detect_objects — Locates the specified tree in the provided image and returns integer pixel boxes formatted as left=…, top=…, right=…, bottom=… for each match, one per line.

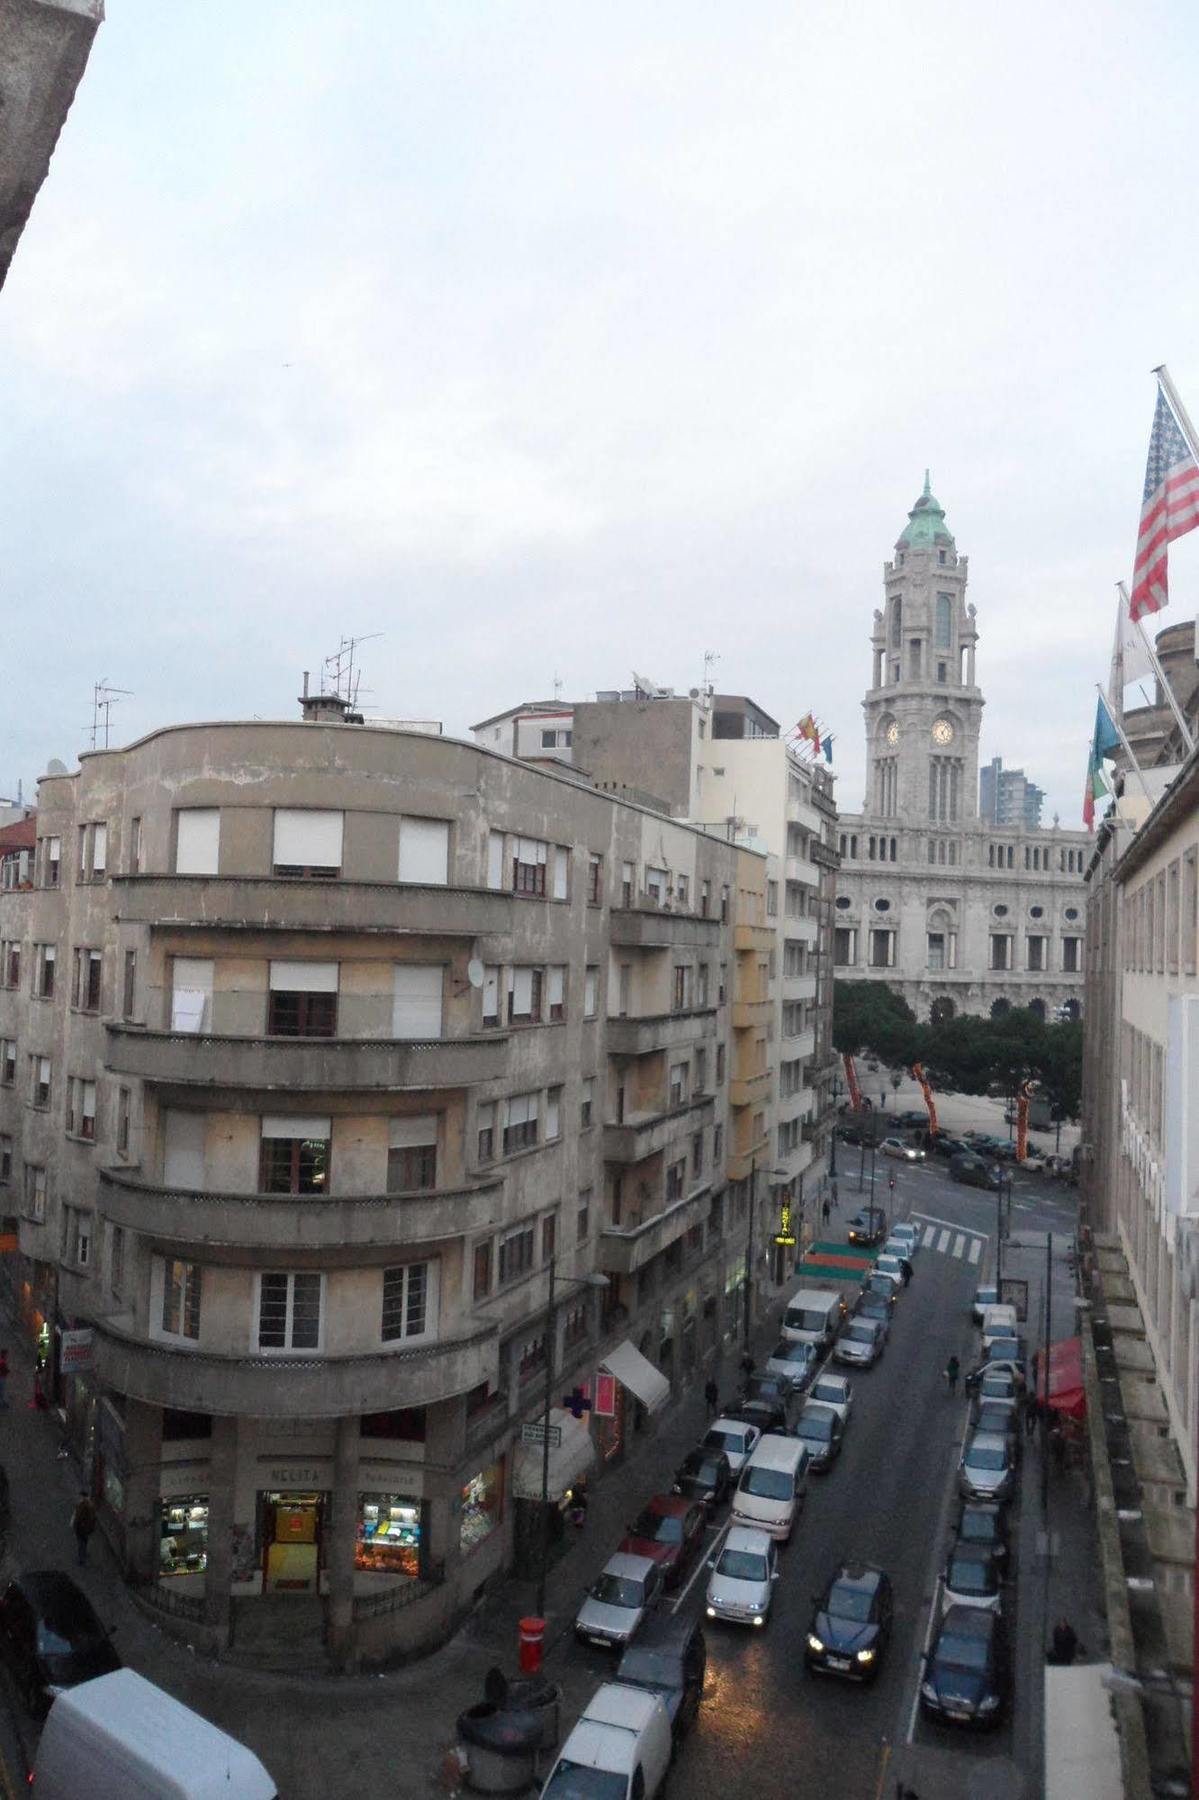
left=833, top=981, right=919, bottom=1067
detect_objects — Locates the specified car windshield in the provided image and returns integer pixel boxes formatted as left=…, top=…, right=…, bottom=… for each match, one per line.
left=774, top=1342, right=810, bottom=1364
left=877, top=1259, right=900, bottom=1272
left=980, top=1379, right=1013, bottom=1400
left=967, top=1445, right=1007, bottom=1471
left=846, top=1324, right=874, bottom=1343
left=812, top=1382, right=843, bottom=1405
left=618, top=1646, right=679, bottom=1686
left=827, top=1582, right=873, bottom=1621
left=801, top=1414, right=834, bottom=1441
left=685, top=1460, right=719, bottom=1485
left=632, top=1510, right=683, bottom=1545
left=960, top=1510, right=997, bottom=1542
left=705, top=1429, right=744, bottom=1454
left=937, top=1631, right=990, bottom=1671
left=740, top=1467, right=792, bottom=1500
left=977, top=1408, right=1010, bottom=1432
left=542, top=1763, right=629, bottom=1800
left=948, top=1556, right=992, bottom=1591
left=591, top=1573, right=643, bottom=1608
left=717, top=1549, right=767, bottom=1583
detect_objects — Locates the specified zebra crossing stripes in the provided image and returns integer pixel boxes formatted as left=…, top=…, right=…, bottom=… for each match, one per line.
left=914, top=1214, right=987, bottom=1264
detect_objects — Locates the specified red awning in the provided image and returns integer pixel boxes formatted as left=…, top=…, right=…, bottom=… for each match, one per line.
left=1035, top=1335, right=1086, bottom=1421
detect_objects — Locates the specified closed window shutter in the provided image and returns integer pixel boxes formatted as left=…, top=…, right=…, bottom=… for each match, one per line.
left=389, top=1115, right=438, bottom=1148
left=547, top=967, right=565, bottom=1008
left=269, top=961, right=338, bottom=992
left=517, top=837, right=546, bottom=865
left=483, top=966, right=499, bottom=1019
left=175, top=809, right=220, bottom=876
left=163, top=1110, right=207, bottom=1189
left=273, top=809, right=344, bottom=869
left=171, top=958, right=214, bottom=1033
left=393, top=966, right=444, bottom=1038
left=552, top=847, right=569, bottom=899
left=261, top=1114, right=331, bottom=1139
left=399, top=818, right=449, bottom=885
left=487, top=832, right=505, bottom=889
left=510, top=967, right=535, bottom=1014
left=92, top=823, right=108, bottom=874
left=546, top=1091, right=560, bottom=1137
left=505, top=1093, right=534, bottom=1128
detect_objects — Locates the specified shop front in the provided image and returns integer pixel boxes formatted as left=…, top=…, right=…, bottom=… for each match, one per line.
left=592, top=1370, right=625, bottom=1464
left=160, top=1495, right=209, bottom=1581
left=259, top=1490, right=328, bottom=1592
left=355, top=1493, right=425, bottom=1580
left=459, top=1461, right=503, bottom=1558
left=510, top=1409, right=595, bottom=1577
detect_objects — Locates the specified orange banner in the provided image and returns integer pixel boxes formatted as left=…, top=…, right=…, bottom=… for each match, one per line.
left=843, top=1052, right=861, bottom=1112
left=1016, top=1080, right=1033, bottom=1161
left=911, top=1062, right=938, bottom=1137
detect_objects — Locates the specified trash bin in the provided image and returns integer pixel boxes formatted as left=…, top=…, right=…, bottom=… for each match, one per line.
left=456, top=1702, right=542, bottom=1794
left=500, top=1674, right=561, bottom=1753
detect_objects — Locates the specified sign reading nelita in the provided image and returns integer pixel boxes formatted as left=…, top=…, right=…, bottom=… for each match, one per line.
left=60, top=1328, right=95, bottom=1374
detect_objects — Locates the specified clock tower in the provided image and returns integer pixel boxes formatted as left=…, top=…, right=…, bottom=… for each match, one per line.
left=862, top=473, right=983, bottom=828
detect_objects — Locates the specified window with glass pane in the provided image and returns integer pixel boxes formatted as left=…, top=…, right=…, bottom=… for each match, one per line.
left=259, top=1132, right=331, bottom=1193
left=258, top=1271, right=322, bottom=1350
left=268, top=990, right=337, bottom=1036
left=388, top=1116, right=438, bottom=1191
left=163, top=1259, right=202, bottom=1340
left=382, top=1263, right=428, bottom=1341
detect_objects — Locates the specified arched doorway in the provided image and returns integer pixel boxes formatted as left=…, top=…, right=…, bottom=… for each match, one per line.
left=991, top=998, right=1011, bottom=1020
left=1028, top=998, right=1046, bottom=1022
left=930, top=996, right=955, bottom=1026
left=1060, top=999, right=1081, bottom=1022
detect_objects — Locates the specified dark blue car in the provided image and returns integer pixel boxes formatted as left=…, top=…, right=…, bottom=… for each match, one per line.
left=920, top=1604, right=1010, bottom=1727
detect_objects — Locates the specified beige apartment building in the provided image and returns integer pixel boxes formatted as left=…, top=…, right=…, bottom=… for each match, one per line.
left=0, top=704, right=758, bottom=1667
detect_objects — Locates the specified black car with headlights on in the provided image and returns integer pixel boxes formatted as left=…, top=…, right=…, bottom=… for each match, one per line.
left=846, top=1208, right=887, bottom=1247
left=804, top=1562, right=892, bottom=1681
left=920, top=1604, right=1011, bottom=1727
left=672, top=1448, right=732, bottom=1515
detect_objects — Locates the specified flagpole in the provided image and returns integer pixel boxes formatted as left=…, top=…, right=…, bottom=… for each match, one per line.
left=1153, top=364, right=1199, bottom=467
left=1095, top=681, right=1156, bottom=807
left=1118, top=580, right=1196, bottom=754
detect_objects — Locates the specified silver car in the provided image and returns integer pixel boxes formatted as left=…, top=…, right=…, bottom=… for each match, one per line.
left=834, top=1318, right=884, bottom=1367
left=705, top=1525, right=779, bottom=1627
left=574, top=1552, right=664, bottom=1648
left=889, top=1223, right=921, bottom=1256
left=702, top=1418, right=762, bottom=1474
left=795, top=1402, right=843, bottom=1470
left=765, top=1339, right=819, bottom=1394
left=808, top=1372, right=853, bottom=1426
left=958, top=1430, right=1016, bottom=1504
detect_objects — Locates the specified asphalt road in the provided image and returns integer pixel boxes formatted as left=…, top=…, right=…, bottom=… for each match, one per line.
left=563, top=1151, right=1076, bottom=1798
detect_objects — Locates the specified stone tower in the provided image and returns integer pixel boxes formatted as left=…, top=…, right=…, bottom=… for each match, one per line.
left=862, top=474, right=984, bottom=829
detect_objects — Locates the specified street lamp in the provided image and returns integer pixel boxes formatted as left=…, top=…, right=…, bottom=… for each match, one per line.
left=743, top=1158, right=791, bottom=1357
left=536, top=1262, right=609, bottom=1620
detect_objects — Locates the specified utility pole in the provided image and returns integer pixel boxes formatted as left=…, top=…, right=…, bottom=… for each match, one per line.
left=743, top=1159, right=757, bottom=1355
left=1041, top=1232, right=1052, bottom=1517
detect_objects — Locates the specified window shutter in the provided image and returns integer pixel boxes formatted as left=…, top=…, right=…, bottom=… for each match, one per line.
left=546, top=1091, right=561, bottom=1138
left=170, top=959, right=214, bottom=1033
left=547, top=967, right=565, bottom=1007
left=175, top=809, right=221, bottom=876
left=92, top=823, right=107, bottom=874
left=269, top=961, right=339, bottom=993
left=487, top=832, right=505, bottom=889
left=273, top=809, right=344, bottom=869
left=483, top=966, right=499, bottom=1018
left=163, top=1110, right=207, bottom=1189
left=260, top=1114, right=332, bottom=1139
left=392, top=966, right=444, bottom=1038
left=388, top=1115, right=438, bottom=1148
left=552, top=847, right=569, bottom=899
left=511, top=967, right=535, bottom=1013
left=398, top=818, right=450, bottom=885
left=517, top=837, right=547, bottom=865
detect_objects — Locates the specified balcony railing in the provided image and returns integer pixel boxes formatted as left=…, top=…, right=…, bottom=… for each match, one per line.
left=608, top=907, right=723, bottom=949
left=105, top=1025, right=508, bottom=1092
left=730, top=998, right=772, bottom=1030
left=111, top=874, right=514, bottom=938
left=732, top=922, right=774, bottom=952
left=603, top=1094, right=715, bottom=1164
left=605, top=1009, right=718, bottom=1056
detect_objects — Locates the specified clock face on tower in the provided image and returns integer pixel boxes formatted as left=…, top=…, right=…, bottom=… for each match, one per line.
left=885, top=722, right=899, bottom=745
left=931, top=719, right=955, bottom=745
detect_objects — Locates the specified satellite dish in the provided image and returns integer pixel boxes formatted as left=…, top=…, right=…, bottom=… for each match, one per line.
left=46, top=759, right=68, bottom=776
left=466, top=958, right=485, bottom=990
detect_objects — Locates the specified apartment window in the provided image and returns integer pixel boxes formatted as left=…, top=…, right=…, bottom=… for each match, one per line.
left=0, top=1041, right=14, bottom=1086
left=937, top=662, right=948, bottom=683
left=700, top=879, right=711, bottom=917
left=477, top=1102, right=496, bottom=1163
left=502, top=1093, right=539, bottom=1155
left=72, top=948, right=103, bottom=1013
left=64, top=1208, right=92, bottom=1269
left=677, top=874, right=689, bottom=908
left=0, top=1135, right=10, bottom=1183
left=512, top=836, right=548, bottom=896
left=551, top=846, right=570, bottom=900
left=170, top=957, right=213, bottom=1033
left=766, top=881, right=778, bottom=917
left=691, top=1131, right=704, bottom=1178
left=927, top=932, right=945, bottom=971
left=387, top=1116, right=438, bottom=1191
left=398, top=817, right=450, bottom=885
left=1167, top=860, right=1181, bottom=974
left=577, top=1189, right=591, bottom=1244
left=175, top=808, right=221, bottom=876
left=23, top=1164, right=46, bottom=1223
left=42, top=836, right=61, bottom=889
left=669, top=1061, right=688, bottom=1107
left=480, top=964, right=501, bottom=1028
left=720, top=885, right=730, bottom=923
left=518, top=1332, right=547, bottom=1379
left=587, top=853, right=603, bottom=904
left=694, top=1048, right=707, bottom=1095
left=584, top=967, right=598, bottom=1017
left=713, top=1123, right=723, bottom=1165
left=697, top=963, right=710, bottom=1006
left=546, top=1087, right=562, bottom=1140
left=1062, top=936, right=1081, bottom=974
left=718, top=963, right=727, bottom=1004
left=621, top=861, right=635, bottom=907
left=272, top=809, right=343, bottom=878
left=547, top=965, right=566, bottom=1022
left=666, top=1160, right=685, bottom=1203
left=67, top=1077, right=97, bottom=1140
left=672, top=965, right=692, bottom=1011
left=393, top=965, right=444, bottom=1038
left=541, top=1211, right=557, bottom=1264
left=116, top=1087, right=131, bottom=1158
left=90, top=823, right=108, bottom=879
left=580, top=1077, right=594, bottom=1128
left=35, top=944, right=55, bottom=999
left=382, top=1262, right=430, bottom=1341
left=162, top=1258, right=203, bottom=1341
left=646, top=867, right=667, bottom=906
left=990, top=934, right=1012, bottom=971
left=257, top=1271, right=323, bottom=1352
left=473, top=1240, right=493, bottom=1299
left=122, top=949, right=137, bottom=1020
left=507, top=966, right=543, bottom=1024
left=498, top=1226, right=535, bottom=1285
left=486, top=831, right=505, bottom=890
left=1183, top=850, right=1198, bottom=977
left=869, top=928, right=894, bottom=969
left=1027, top=935, right=1046, bottom=973
left=29, top=1056, right=51, bottom=1109
left=716, top=1044, right=725, bottom=1085
left=563, top=1299, right=588, bottom=1348
left=2, top=941, right=19, bottom=990
left=1155, top=870, right=1167, bottom=972
left=259, top=1116, right=331, bottom=1193
left=109, top=1223, right=125, bottom=1295
left=834, top=927, right=857, bottom=967
left=128, top=816, right=141, bottom=875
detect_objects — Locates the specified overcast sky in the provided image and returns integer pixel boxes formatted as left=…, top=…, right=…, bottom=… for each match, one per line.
left=4, top=0, right=1199, bottom=824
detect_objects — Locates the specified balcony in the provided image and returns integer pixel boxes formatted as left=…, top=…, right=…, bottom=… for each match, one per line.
left=782, top=973, right=817, bottom=1002
left=731, top=998, right=772, bottom=1030
left=97, top=1168, right=503, bottom=1251
left=785, top=917, right=818, bottom=945
left=811, top=839, right=840, bottom=871
left=603, top=1095, right=715, bottom=1164
left=785, top=855, right=819, bottom=887
left=104, top=1026, right=508, bottom=1092
left=729, top=1069, right=772, bottom=1109
left=776, top=1084, right=815, bottom=1124
left=726, top=1136, right=770, bottom=1181
left=600, top=1182, right=711, bottom=1276
left=111, top=875, right=514, bottom=939
left=781, top=1026, right=816, bottom=1060
left=786, top=796, right=822, bottom=835
left=733, top=922, right=774, bottom=952
left=93, top=1316, right=500, bottom=1417
left=606, top=1009, right=718, bottom=1056
left=608, top=907, right=722, bottom=949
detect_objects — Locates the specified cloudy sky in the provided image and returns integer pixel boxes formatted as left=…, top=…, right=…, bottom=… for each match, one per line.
left=4, top=0, right=1199, bottom=824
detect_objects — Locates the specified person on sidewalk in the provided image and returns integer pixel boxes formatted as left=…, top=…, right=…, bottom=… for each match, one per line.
left=945, top=1355, right=960, bottom=1396
left=703, top=1377, right=719, bottom=1419
left=1047, top=1617, right=1081, bottom=1664
left=830, top=1180, right=839, bottom=1210
left=821, top=1198, right=831, bottom=1227
left=0, top=1348, right=9, bottom=1408
left=1025, top=1395, right=1041, bottom=1439
left=72, top=1492, right=97, bottom=1567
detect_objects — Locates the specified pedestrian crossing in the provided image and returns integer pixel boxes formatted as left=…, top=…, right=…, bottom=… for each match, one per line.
left=911, top=1213, right=986, bottom=1264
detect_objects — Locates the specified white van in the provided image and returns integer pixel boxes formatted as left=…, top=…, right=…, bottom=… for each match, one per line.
left=981, top=1303, right=1018, bottom=1348
left=33, top=1669, right=276, bottom=1800
left=781, top=1288, right=843, bottom=1351
left=540, top=1682, right=671, bottom=1800
left=730, top=1433, right=809, bottom=1541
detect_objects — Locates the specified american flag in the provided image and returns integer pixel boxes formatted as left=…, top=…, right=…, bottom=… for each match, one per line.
left=1130, top=385, right=1199, bottom=622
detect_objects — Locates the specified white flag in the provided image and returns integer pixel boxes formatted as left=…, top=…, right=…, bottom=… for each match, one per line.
left=1108, top=582, right=1155, bottom=712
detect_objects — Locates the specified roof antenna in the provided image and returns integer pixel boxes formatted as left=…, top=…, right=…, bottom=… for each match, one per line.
left=91, top=679, right=132, bottom=750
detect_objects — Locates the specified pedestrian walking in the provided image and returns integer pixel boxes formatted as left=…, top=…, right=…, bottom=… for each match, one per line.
left=1025, top=1395, right=1040, bottom=1438
left=1047, top=1616, right=1080, bottom=1665
left=0, top=1348, right=9, bottom=1409
left=703, top=1377, right=719, bottom=1419
left=945, top=1355, right=960, bottom=1396
left=821, top=1197, right=831, bottom=1227
left=72, top=1492, right=96, bottom=1567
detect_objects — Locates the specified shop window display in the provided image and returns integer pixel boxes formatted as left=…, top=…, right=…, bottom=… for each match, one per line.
left=460, top=1463, right=503, bottom=1554
left=160, top=1496, right=209, bottom=1576
left=356, top=1494, right=422, bottom=1577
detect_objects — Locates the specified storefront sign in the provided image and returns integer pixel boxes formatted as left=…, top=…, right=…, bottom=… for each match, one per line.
left=520, top=1421, right=561, bottom=1448
left=593, top=1372, right=616, bottom=1418
left=265, top=1466, right=325, bottom=1485
left=774, top=1205, right=796, bottom=1248
left=60, top=1328, right=94, bottom=1374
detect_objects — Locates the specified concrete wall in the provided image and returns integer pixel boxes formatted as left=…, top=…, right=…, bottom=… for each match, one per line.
left=0, top=0, right=103, bottom=289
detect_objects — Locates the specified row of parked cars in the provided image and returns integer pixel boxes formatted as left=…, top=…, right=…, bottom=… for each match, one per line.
left=918, top=1296, right=1027, bottom=1730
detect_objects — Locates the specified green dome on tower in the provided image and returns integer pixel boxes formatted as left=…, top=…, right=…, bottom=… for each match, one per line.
left=897, top=470, right=955, bottom=550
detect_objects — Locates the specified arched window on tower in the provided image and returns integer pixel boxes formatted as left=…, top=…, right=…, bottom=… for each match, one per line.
left=890, top=596, right=902, bottom=649
left=935, top=593, right=953, bottom=650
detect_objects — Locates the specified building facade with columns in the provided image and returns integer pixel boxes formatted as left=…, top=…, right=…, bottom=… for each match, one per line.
left=834, top=478, right=1090, bottom=1023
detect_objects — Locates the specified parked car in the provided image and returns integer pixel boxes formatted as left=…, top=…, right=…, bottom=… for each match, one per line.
left=958, top=1430, right=1017, bottom=1504
left=971, top=1284, right=1000, bottom=1325
left=795, top=1402, right=843, bottom=1470
left=616, top=1614, right=707, bottom=1741
left=619, top=1496, right=706, bottom=1590
left=672, top=1448, right=732, bottom=1515
left=943, top=1542, right=1004, bottom=1613
left=880, top=1136, right=925, bottom=1162
left=805, top=1562, right=893, bottom=1681
left=874, top=1253, right=911, bottom=1290
left=863, top=1274, right=898, bottom=1311
left=765, top=1339, right=820, bottom=1394
left=540, top=1683, right=672, bottom=1800
left=975, top=1401, right=1020, bottom=1463
left=724, top=1397, right=792, bottom=1439
left=972, top=1370, right=1021, bottom=1417
left=932, top=1134, right=970, bottom=1159
left=743, top=1372, right=792, bottom=1410
left=887, top=1222, right=921, bottom=1256
left=1020, top=1150, right=1048, bottom=1173
left=0, top=1571, right=121, bottom=1718
left=808, top=1372, right=853, bottom=1426
left=846, top=1208, right=887, bottom=1246
left=702, top=1419, right=761, bottom=1474
left=920, top=1605, right=1011, bottom=1727
left=894, top=1110, right=930, bottom=1130
left=834, top=1318, right=885, bottom=1368
left=955, top=1501, right=1011, bottom=1565
left=950, top=1153, right=1002, bottom=1190
left=855, top=1294, right=892, bottom=1341
left=705, top=1526, right=780, bottom=1627
left=575, top=1554, right=664, bottom=1649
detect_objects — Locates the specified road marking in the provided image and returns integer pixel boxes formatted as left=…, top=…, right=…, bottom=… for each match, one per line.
left=922, top=1225, right=937, bottom=1248
left=906, top=1574, right=944, bottom=1743
left=671, top=1518, right=729, bottom=1612
left=913, top=1210, right=988, bottom=1234
left=872, top=1743, right=892, bottom=1800
left=968, top=1238, right=982, bottom=1265
left=952, top=1233, right=965, bottom=1259
left=937, top=1229, right=950, bottom=1253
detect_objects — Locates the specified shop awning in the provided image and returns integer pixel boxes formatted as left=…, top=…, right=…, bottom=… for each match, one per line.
left=601, top=1339, right=670, bottom=1416
left=1035, top=1335, right=1086, bottom=1421
left=511, top=1407, right=596, bottom=1502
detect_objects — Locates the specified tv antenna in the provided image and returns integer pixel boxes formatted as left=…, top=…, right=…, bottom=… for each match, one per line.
left=702, top=650, right=719, bottom=700
left=322, top=634, right=383, bottom=710
left=91, top=680, right=132, bottom=750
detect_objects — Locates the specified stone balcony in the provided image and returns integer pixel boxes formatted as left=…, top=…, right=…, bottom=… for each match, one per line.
left=728, top=1069, right=772, bottom=1110
left=786, top=796, right=822, bottom=835
left=608, top=907, right=723, bottom=949
left=605, top=1009, right=719, bottom=1056
left=733, top=922, right=774, bottom=952
left=781, top=973, right=817, bottom=1002
left=104, top=1025, right=508, bottom=1092
left=730, top=998, right=772, bottom=1030
left=111, top=874, right=514, bottom=939
left=93, top=1316, right=500, bottom=1418
left=599, top=1181, right=712, bottom=1276
left=603, top=1094, right=715, bottom=1165
left=97, top=1167, right=504, bottom=1251
left=785, top=855, right=819, bottom=887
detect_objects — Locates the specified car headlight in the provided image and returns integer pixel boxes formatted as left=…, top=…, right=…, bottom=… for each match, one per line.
left=855, top=1648, right=875, bottom=1663
left=706, top=1605, right=716, bottom=1618
left=921, top=1681, right=937, bottom=1701
left=979, top=1694, right=1000, bottom=1712
left=753, top=1615, right=765, bottom=1628
left=807, top=1634, right=824, bottom=1654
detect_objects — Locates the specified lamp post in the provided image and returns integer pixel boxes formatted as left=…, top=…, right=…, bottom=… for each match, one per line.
left=536, top=1263, right=609, bottom=1620
left=994, top=1166, right=1007, bottom=1291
